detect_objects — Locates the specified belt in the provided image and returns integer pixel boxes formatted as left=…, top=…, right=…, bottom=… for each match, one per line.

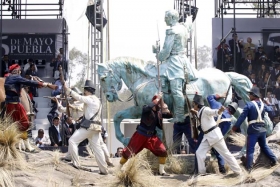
left=248, top=120, right=264, bottom=125
left=8, top=102, right=19, bottom=104
left=203, top=126, right=217, bottom=134
left=136, top=125, right=156, bottom=135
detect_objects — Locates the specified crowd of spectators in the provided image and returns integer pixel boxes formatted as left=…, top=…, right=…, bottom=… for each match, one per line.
left=216, top=33, right=280, bottom=123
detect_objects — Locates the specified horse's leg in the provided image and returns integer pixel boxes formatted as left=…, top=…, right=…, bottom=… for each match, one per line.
left=114, top=106, right=142, bottom=146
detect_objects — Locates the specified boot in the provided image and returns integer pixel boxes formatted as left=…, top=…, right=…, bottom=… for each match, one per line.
left=23, top=139, right=36, bottom=152
left=159, top=164, right=170, bottom=176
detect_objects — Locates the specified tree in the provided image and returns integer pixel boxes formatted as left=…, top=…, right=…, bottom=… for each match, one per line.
left=68, top=48, right=88, bottom=89
left=195, top=45, right=213, bottom=70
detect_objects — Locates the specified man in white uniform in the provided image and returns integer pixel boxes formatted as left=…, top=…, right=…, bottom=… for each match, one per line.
left=191, top=94, right=242, bottom=175
left=61, top=80, right=108, bottom=175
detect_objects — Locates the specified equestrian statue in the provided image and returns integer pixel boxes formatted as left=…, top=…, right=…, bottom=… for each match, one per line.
left=97, top=10, right=273, bottom=146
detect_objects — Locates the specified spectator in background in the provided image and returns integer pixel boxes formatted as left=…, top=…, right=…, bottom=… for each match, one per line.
left=49, top=116, right=62, bottom=147
left=249, top=72, right=258, bottom=86
left=216, top=41, right=231, bottom=71
left=273, top=46, right=280, bottom=63
left=243, top=37, right=256, bottom=60
left=264, top=90, right=279, bottom=119
left=229, top=33, right=243, bottom=74
left=63, top=115, right=75, bottom=146
left=243, top=54, right=255, bottom=71
left=25, top=64, right=39, bottom=97
left=257, top=55, right=271, bottom=70
left=54, top=65, right=62, bottom=80
left=24, top=59, right=38, bottom=73
left=257, top=64, right=268, bottom=81
left=50, top=54, right=63, bottom=77
left=51, top=74, right=63, bottom=97
left=115, top=147, right=123, bottom=158
left=258, top=71, right=273, bottom=97
left=255, top=46, right=266, bottom=63
left=1, top=55, right=11, bottom=77
left=243, top=64, right=254, bottom=78
left=47, top=97, right=59, bottom=125
left=35, top=129, right=50, bottom=147
left=270, top=63, right=280, bottom=83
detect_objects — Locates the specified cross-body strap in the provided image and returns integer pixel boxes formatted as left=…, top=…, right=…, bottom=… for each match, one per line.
left=198, top=106, right=206, bottom=124
left=90, top=102, right=101, bottom=120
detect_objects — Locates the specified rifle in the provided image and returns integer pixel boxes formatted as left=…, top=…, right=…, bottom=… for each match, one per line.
left=43, top=96, right=71, bottom=100
left=185, top=95, right=199, bottom=140
left=59, top=68, right=71, bottom=117
left=59, top=67, right=70, bottom=146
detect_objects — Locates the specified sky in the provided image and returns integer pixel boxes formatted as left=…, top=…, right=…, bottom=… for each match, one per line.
left=64, top=0, right=215, bottom=62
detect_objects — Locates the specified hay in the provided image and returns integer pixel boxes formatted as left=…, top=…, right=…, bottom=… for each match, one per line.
left=206, top=160, right=230, bottom=174
left=228, top=132, right=246, bottom=147
left=0, top=166, right=13, bottom=187
left=112, top=149, right=160, bottom=187
left=0, top=116, right=26, bottom=169
left=52, top=149, right=61, bottom=166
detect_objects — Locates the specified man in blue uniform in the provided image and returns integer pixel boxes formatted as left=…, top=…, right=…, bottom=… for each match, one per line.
left=232, top=87, right=278, bottom=172
left=5, top=64, right=56, bottom=151
left=173, top=116, right=197, bottom=154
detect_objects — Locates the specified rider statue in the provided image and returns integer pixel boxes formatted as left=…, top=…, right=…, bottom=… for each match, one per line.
left=153, top=9, right=197, bottom=123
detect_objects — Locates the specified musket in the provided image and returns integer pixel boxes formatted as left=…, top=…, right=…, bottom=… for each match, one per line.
left=43, top=96, right=71, bottom=100
left=185, top=95, right=199, bottom=139
left=156, top=21, right=162, bottom=93
left=59, top=67, right=70, bottom=146
left=59, top=68, right=71, bottom=117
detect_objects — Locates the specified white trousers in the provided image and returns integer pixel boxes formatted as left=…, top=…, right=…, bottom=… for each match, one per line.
left=100, top=139, right=112, bottom=164
left=196, top=139, right=241, bottom=174
left=67, top=128, right=108, bottom=174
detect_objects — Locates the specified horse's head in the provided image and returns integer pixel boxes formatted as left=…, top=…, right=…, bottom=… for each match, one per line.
left=97, top=63, right=123, bottom=102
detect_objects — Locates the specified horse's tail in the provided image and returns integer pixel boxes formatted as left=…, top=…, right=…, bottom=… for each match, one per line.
left=225, top=72, right=253, bottom=102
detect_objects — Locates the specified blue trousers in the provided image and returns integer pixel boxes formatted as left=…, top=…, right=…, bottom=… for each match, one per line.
left=246, top=132, right=277, bottom=170
left=173, top=117, right=197, bottom=154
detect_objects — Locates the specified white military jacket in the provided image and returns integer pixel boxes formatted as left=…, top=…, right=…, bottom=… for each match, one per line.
left=198, top=106, right=223, bottom=146
left=66, top=87, right=102, bottom=131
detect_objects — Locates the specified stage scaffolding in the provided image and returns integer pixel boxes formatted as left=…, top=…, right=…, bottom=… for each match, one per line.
left=214, top=0, right=280, bottom=72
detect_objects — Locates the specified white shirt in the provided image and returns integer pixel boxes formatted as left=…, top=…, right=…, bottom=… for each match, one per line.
left=58, top=100, right=84, bottom=120
left=35, top=136, right=51, bottom=147
left=24, top=63, right=38, bottom=72
left=54, top=125, right=62, bottom=142
left=66, top=87, right=101, bottom=122
left=198, top=106, right=223, bottom=146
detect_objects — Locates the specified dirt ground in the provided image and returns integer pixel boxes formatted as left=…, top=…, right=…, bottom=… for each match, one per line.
left=9, top=149, right=280, bottom=187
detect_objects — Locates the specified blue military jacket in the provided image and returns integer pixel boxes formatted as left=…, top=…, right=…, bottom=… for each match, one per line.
left=233, top=99, right=271, bottom=134
left=207, top=95, right=231, bottom=124
left=5, top=74, right=40, bottom=103
left=137, top=102, right=172, bottom=137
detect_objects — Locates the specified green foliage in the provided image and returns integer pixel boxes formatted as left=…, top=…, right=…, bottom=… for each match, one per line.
left=196, top=45, right=212, bottom=70
left=68, top=48, right=88, bottom=88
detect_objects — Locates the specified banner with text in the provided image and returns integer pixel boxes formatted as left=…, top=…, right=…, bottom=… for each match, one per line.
left=1, top=34, right=56, bottom=61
